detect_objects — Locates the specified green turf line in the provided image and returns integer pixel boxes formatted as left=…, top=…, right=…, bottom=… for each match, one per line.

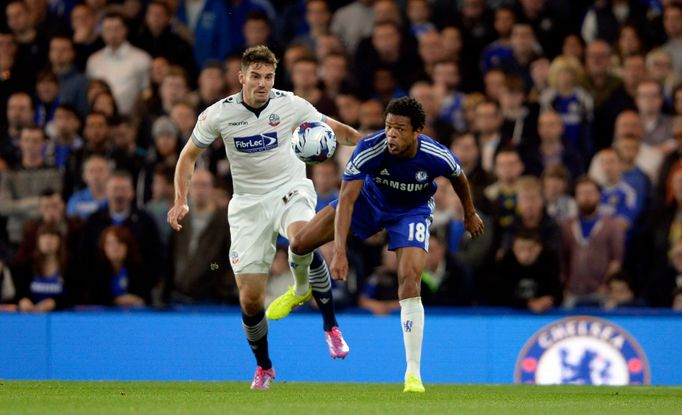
left=1, top=382, right=681, bottom=415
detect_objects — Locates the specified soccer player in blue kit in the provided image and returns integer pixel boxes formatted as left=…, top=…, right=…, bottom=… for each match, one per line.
left=272, top=97, right=485, bottom=392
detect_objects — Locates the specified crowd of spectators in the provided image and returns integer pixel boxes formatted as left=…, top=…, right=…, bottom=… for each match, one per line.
left=1, top=0, right=682, bottom=314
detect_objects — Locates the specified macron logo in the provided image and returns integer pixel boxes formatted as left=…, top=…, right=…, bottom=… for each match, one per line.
left=380, top=169, right=390, bottom=176
left=234, top=132, right=278, bottom=153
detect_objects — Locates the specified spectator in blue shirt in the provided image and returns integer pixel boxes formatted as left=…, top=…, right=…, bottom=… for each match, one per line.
left=176, top=0, right=231, bottom=70
left=595, top=148, right=640, bottom=235
left=66, top=154, right=110, bottom=220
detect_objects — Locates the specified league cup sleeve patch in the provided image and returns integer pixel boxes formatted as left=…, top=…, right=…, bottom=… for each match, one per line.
left=344, top=161, right=361, bottom=177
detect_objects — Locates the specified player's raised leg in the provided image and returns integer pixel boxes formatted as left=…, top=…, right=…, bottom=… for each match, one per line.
left=266, top=193, right=334, bottom=321
left=289, top=206, right=348, bottom=358
left=267, top=204, right=336, bottom=322
left=237, top=274, right=275, bottom=390
left=265, top=239, right=313, bottom=321
left=309, top=250, right=349, bottom=358
left=267, top=204, right=349, bottom=357
left=396, top=246, right=427, bottom=393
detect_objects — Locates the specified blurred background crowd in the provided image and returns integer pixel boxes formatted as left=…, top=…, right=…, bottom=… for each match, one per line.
left=1, top=0, right=682, bottom=314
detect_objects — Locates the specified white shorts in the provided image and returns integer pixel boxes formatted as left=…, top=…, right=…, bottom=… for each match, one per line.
left=228, top=178, right=317, bottom=274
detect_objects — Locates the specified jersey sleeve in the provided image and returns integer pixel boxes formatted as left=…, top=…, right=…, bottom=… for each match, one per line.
left=342, top=133, right=385, bottom=181
left=191, top=103, right=221, bottom=148
left=426, top=141, right=463, bottom=178
left=291, top=95, right=327, bottom=126
left=447, top=151, right=463, bottom=178
left=342, top=146, right=368, bottom=181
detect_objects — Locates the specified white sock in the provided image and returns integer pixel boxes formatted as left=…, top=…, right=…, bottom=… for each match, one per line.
left=288, top=248, right=313, bottom=296
left=400, top=296, right=424, bottom=381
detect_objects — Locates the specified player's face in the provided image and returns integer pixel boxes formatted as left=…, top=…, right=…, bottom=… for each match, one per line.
left=385, top=113, right=420, bottom=157
left=239, top=63, right=275, bottom=107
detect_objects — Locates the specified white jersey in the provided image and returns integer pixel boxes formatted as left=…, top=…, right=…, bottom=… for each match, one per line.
left=192, top=89, right=326, bottom=195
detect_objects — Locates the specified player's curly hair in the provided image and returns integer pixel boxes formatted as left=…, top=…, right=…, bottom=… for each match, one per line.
left=241, top=45, right=278, bottom=71
left=385, top=97, right=426, bottom=131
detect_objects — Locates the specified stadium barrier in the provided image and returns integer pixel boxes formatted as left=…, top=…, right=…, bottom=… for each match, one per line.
left=1, top=308, right=681, bottom=384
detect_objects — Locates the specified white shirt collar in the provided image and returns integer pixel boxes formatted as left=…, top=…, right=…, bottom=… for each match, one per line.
left=104, top=41, right=131, bottom=58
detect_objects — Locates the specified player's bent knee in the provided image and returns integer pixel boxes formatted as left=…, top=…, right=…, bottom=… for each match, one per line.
left=239, top=293, right=265, bottom=316
left=241, top=301, right=264, bottom=316
left=289, top=233, right=312, bottom=256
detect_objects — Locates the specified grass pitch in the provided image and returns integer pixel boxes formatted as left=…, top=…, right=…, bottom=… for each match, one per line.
left=1, top=381, right=681, bottom=415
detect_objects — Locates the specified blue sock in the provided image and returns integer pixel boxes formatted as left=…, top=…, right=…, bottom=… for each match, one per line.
left=310, top=250, right=338, bottom=331
left=242, top=310, right=271, bottom=370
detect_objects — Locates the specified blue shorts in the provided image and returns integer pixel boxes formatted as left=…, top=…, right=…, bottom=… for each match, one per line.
left=331, top=191, right=433, bottom=251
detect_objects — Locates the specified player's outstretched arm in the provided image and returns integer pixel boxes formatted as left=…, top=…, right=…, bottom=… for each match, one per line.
left=167, top=137, right=206, bottom=231
left=449, top=173, right=485, bottom=238
left=326, top=116, right=362, bottom=146
left=331, top=179, right=363, bottom=281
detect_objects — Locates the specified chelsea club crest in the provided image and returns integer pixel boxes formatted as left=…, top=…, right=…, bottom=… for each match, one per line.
left=514, top=316, right=650, bottom=385
left=415, top=170, right=428, bottom=182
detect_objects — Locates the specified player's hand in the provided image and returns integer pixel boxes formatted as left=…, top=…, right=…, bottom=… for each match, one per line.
left=330, top=250, right=349, bottom=281
left=464, top=212, right=484, bottom=238
left=167, top=202, right=189, bottom=231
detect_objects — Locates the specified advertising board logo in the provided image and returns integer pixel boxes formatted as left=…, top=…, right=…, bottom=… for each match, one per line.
left=514, top=316, right=650, bottom=385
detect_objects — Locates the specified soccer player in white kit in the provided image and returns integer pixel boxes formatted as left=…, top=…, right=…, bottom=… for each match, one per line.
left=167, top=46, right=360, bottom=389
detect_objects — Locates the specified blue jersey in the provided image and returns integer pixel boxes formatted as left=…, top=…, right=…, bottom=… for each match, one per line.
left=343, top=131, right=462, bottom=213
left=336, top=131, right=463, bottom=251
left=599, top=181, right=639, bottom=225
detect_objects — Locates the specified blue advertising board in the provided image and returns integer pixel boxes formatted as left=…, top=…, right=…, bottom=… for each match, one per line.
left=1, top=309, right=680, bottom=384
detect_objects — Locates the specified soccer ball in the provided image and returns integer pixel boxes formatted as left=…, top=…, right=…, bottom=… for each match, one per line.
left=292, top=121, right=337, bottom=165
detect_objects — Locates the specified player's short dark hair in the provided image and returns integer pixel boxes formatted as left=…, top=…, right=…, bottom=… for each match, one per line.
left=241, top=45, right=278, bottom=71
left=385, top=97, right=426, bottom=131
